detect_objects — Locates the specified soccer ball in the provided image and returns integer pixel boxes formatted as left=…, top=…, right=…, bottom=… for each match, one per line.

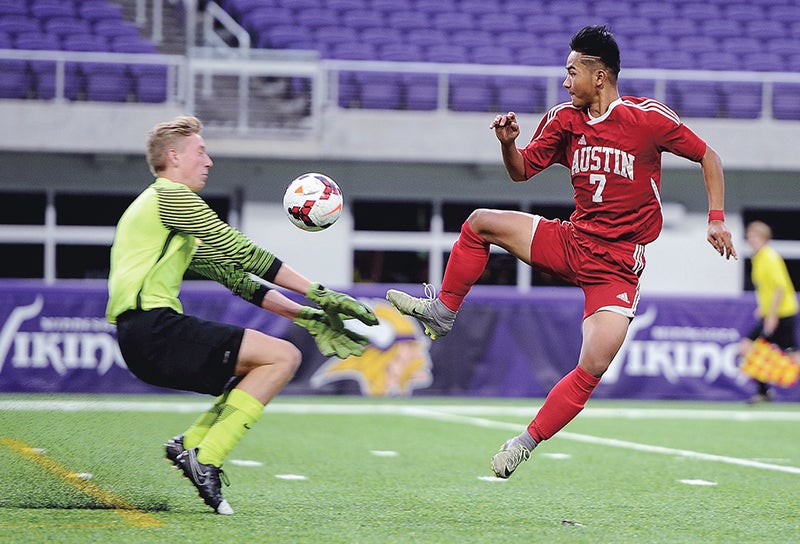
left=283, top=173, right=343, bottom=232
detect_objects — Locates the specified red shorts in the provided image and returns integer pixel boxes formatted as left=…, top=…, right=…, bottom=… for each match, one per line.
left=529, top=217, right=645, bottom=320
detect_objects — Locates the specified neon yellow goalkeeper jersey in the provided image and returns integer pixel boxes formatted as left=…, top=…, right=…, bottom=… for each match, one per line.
left=751, top=244, right=799, bottom=319
left=106, top=177, right=278, bottom=323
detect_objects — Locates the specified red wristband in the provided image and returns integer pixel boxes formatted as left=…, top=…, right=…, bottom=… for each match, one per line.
left=708, top=210, right=725, bottom=223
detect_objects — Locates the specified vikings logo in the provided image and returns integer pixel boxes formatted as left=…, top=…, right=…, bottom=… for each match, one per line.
left=309, top=299, right=433, bottom=396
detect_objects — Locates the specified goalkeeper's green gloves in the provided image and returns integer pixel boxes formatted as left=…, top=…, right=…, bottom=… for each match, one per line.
left=294, top=307, right=370, bottom=358
left=305, top=283, right=379, bottom=326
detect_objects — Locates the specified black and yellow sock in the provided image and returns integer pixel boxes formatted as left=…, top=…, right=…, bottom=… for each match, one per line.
left=196, top=388, right=264, bottom=467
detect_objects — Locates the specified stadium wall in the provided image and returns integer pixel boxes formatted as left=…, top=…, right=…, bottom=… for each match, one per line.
left=0, top=281, right=796, bottom=401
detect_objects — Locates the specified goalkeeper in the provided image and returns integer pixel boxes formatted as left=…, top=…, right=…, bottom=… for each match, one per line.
left=106, top=115, right=378, bottom=515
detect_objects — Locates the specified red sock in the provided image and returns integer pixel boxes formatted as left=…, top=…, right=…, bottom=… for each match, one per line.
left=439, top=221, right=489, bottom=311
left=527, top=365, right=601, bottom=442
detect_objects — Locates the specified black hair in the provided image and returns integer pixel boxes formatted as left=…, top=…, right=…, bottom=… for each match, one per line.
left=569, top=25, right=621, bottom=78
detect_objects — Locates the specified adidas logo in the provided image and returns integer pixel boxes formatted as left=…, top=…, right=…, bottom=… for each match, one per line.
left=578, top=134, right=587, bottom=145
left=616, top=292, right=630, bottom=303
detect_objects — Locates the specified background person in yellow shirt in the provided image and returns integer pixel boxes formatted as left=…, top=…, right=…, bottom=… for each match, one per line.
left=739, top=220, right=800, bottom=403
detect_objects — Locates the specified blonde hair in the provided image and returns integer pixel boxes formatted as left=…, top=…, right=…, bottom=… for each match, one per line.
left=746, top=220, right=772, bottom=241
left=146, top=115, right=203, bottom=176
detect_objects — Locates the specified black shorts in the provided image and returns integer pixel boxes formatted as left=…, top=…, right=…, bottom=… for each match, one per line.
left=116, top=308, right=244, bottom=395
left=747, top=314, right=798, bottom=352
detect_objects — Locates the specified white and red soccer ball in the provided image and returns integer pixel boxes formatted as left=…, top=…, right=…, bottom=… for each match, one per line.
left=283, top=173, right=343, bottom=232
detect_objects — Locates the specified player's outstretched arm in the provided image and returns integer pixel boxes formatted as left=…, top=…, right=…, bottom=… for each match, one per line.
left=700, top=146, right=738, bottom=260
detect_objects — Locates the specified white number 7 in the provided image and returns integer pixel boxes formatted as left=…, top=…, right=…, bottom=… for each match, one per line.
left=589, top=173, right=606, bottom=203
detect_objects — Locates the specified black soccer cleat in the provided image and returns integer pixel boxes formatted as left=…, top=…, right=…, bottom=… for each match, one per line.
left=174, top=447, right=233, bottom=515
left=164, top=434, right=185, bottom=465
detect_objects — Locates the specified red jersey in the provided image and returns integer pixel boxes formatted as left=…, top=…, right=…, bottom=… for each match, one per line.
left=519, top=96, right=707, bottom=245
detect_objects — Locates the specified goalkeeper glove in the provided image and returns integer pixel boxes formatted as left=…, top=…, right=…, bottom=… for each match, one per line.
left=305, top=283, right=379, bottom=326
left=294, top=307, right=370, bottom=359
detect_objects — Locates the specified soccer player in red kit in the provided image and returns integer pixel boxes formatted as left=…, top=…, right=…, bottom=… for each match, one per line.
left=386, top=25, right=738, bottom=478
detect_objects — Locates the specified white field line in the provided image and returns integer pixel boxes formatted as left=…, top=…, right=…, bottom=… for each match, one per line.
left=402, top=407, right=800, bottom=476
left=3, top=399, right=800, bottom=475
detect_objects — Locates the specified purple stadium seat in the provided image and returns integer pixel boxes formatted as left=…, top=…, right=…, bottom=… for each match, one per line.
left=256, top=24, right=308, bottom=49
left=459, top=0, right=500, bottom=17
left=0, top=15, right=41, bottom=36
left=0, top=29, right=29, bottom=98
left=666, top=81, right=722, bottom=118
left=764, top=38, right=799, bottom=57
left=449, top=74, right=493, bottom=112
left=415, top=0, right=454, bottom=15
left=701, top=20, right=743, bottom=40
left=314, top=25, right=357, bottom=51
left=424, top=44, right=468, bottom=64
left=610, top=17, right=655, bottom=39
left=278, top=0, right=321, bottom=10
left=405, top=29, right=448, bottom=48
left=651, top=50, right=695, bottom=70
left=744, top=20, right=786, bottom=40
left=719, top=37, right=762, bottom=56
left=496, top=31, right=539, bottom=52
left=678, top=3, right=722, bottom=21
left=788, top=53, right=800, bottom=72
left=16, top=31, right=82, bottom=100
left=329, top=41, right=375, bottom=60
left=515, top=47, right=562, bottom=67
left=630, top=34, right=672, bottom=55
left=377, top=42, right=423, bottom=62
left=451, top=29, right=492, bottom=50
left=634, top=3, right=676, bottom=20
left=403, top=72, right=438, bottom=111
left=63, top=31, right=125, bottom=104
left=370, top=0, right=412, bottom=17
left=387, top=11, right=429, bottom=32
left=621, top=50, right=651, bottom=69
left=339, top=9, right=382, bottom=31
left=742, top=52, right=783, bottom=72
left=240, top=7, right=294, bottom=34
left=720, top=82, right=763, bottom=119
left=619, top=79, right=656, bottom=98
left=656, top=19, right=698, bottom=39
left=360, top=27, right=403, bottom=47
left=768, top=5, right=800, bottom=24
left=79, top=1, right=125, bottom=24
left=433, top=11, right=475, bottom=32
left=677, top=36, right=718, bottom=56
left=44, top=17, right=91, bottom=40
left=591, top=0, right=632, bottom=20
left=494, top=76, right=546, bottom=114
left=63, top=33, right=109, bottom=52
left=773, top=84, right=800, bottom=120
left=326, top=0, right=367, bottom=11
left=695, top=51, right=739, bottom=71
left=469, top=45, right=515, bottom=66
left=224, top=0, right=275, bottom=19
left=0, top=0, right=26, bottom=17
left=30, top=0, right=77, bottom=21
left=790, top=22, right=800, bottom=40
left=353, top=71, right=402, bottom=110
left=93, top=19, right=141, bottom=40
left=336, top=70, right=358, bottom=107
left=112, top=34, right=167, bottom=103
left=295, top=8, right=339, bottom=31
left=723, top=4, right=765, bottom=23
left=0, top=58, right=30, bottom=98
left=520, top=15, right=565, bottom=36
